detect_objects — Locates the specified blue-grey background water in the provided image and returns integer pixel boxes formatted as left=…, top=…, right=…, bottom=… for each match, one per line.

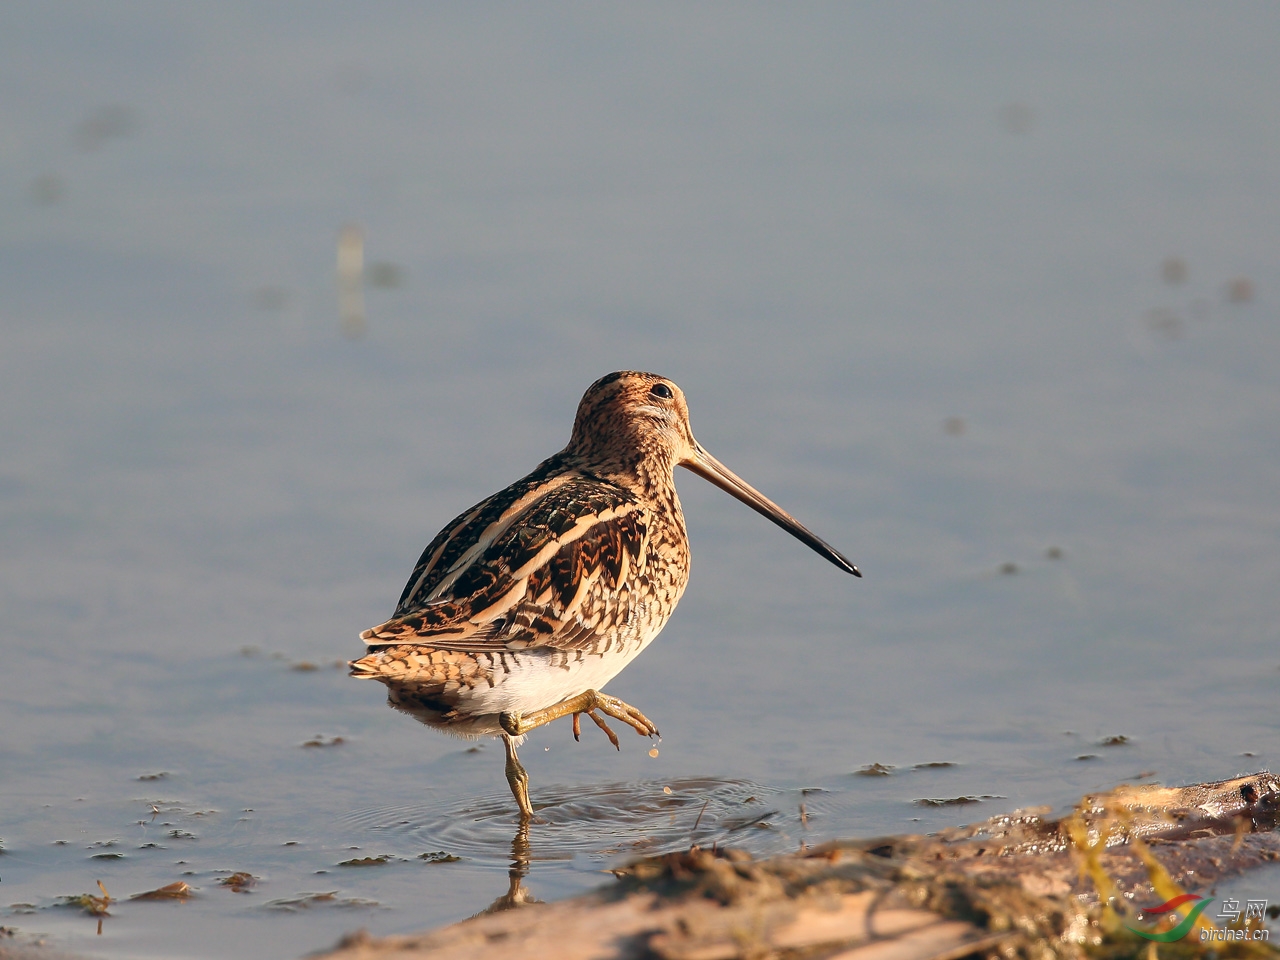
left=2, top=5, right=1278, bottom=957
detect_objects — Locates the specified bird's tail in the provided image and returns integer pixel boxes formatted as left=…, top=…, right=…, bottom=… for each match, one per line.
left=348, top=650, right=389, bottom=678
left=347, top=644, right=462, bottom=684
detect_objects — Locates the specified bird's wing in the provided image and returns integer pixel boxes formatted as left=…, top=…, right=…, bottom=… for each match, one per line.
left=361, top=476, right=650, bottom=654
left=392, top=453, right=574, bottom=616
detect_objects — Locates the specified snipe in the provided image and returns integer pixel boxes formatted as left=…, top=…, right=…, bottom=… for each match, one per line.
left=350, top=371, right=858, bottom=819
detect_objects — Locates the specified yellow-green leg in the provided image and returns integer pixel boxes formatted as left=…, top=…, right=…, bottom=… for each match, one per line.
left=500, top=689, right=659, bottom=741
left=497, top=690, right=658, bottom=820
left=502, top=733, right=534, bottom=820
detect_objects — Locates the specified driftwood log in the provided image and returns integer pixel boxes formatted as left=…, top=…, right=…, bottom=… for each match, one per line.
left=316, top=773, right=1279, bottom=960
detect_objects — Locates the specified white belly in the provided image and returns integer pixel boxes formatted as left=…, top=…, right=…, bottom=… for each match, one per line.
left=465, top=637, right=656, bottom=719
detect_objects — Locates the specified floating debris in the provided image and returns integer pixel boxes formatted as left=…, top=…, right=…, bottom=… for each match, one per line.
left=1099, top=735, right=1131, bottom=747
left=855, top=762, right=894, bottom=777
left=914, top=796, right=998, bottom=807
left=720, top=810, right=777, bottom=832
left=264, top=892, right=381, bottom=912
left=303, top=736, right=346, bottom=748
left=692, top=799, right=712, bottom=835
left=130, top=881, right=192, bottom=901
left=137, top=772, right=169, bottom=781
left=264, top=891, right=337, bottom=911
left=913, top=761, right=956, bottom=769
left=218, top=872, right=257, bottom=892
left=417, top=851, right=462, bottom=864
left=59, top=881, right=112, bottom=916
left=338, top=855, right=393, bottom=867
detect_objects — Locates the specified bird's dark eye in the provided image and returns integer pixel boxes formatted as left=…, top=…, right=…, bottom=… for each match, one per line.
left=650, top=382, right=674, bottom=400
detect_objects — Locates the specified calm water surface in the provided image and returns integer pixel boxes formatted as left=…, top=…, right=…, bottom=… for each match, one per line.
left=2, top=6, right=1279, bottom=957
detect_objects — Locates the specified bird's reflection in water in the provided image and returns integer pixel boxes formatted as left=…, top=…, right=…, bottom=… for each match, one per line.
left=477, top=820, right=540, bottom=915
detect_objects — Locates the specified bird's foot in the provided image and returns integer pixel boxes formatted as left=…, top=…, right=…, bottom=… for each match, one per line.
left=585, top=691, right=659, bottom=739
left=574, top=709, right=621, bottom=749
left=501, top=689, right=658, bottom=742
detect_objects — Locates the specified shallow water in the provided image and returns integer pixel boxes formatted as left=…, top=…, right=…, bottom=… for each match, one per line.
left=2, top=5, right=1279, bottom=957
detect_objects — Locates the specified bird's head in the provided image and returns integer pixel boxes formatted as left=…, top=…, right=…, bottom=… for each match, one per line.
left=567, top=371, right=860, bottom=576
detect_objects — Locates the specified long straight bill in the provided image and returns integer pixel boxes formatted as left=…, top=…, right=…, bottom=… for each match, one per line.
left=683, top=443, right=861, bottom=576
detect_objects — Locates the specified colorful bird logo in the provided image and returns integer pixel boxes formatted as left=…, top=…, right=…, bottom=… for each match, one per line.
left=1126, top=895, right=1213, bottom=942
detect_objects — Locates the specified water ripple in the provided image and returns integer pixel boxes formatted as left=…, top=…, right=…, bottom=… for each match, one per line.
left=344, top=778, right=802, bottom=865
